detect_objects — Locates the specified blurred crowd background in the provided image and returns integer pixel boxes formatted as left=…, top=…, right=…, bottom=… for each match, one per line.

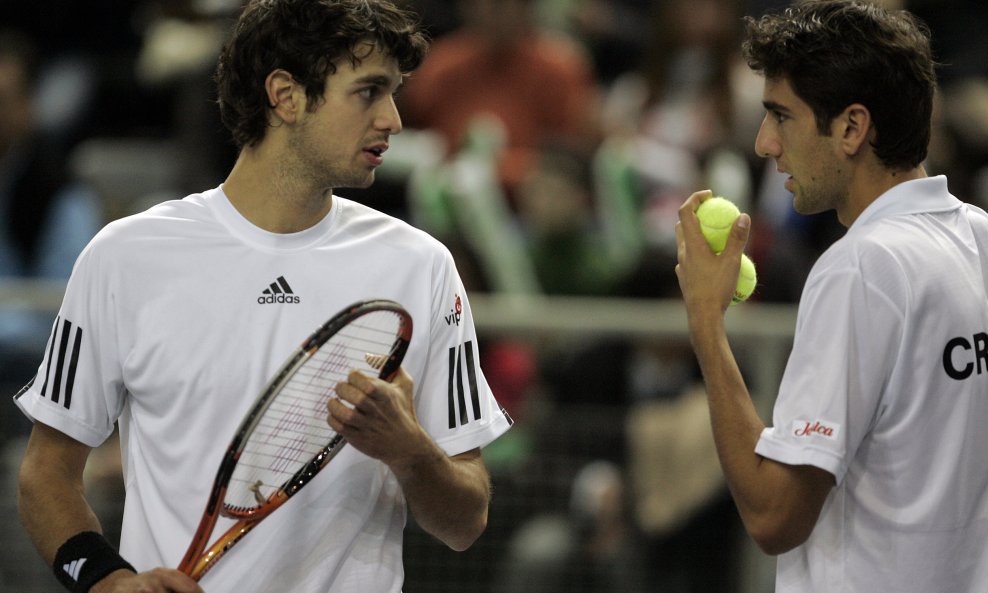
left=1, top=0, right=987, bottom=591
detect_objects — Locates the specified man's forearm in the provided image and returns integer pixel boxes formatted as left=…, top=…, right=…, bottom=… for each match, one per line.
left=687, top=311, right=775, bottom=523
left=688, top=310, right=831, bottom=553
left=392, top=445, right=490, bottom=551
left=18, top=426, right=104, bottom=565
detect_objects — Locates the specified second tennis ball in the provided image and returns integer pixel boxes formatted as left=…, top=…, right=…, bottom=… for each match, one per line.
left=696, top=196, right=741, bottom=254
left=733, top=253, right=757, bottom=305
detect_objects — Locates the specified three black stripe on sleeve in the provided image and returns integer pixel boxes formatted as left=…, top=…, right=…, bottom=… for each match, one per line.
left=35, top=316, right=84, bottom=409
left=447, top=340, right=481, bottom=429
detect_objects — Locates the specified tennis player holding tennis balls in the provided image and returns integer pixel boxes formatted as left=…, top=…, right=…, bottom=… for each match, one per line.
left=676, top=1, right=988, bottom=592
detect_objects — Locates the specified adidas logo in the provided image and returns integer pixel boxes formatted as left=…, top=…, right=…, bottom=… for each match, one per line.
left=258, top=276, right=301, bottom=304
left=63, top=558, right=87, bottom=581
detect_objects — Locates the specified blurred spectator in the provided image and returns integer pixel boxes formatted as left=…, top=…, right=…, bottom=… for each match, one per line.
left=0, top=1, right=143, bottom=60
left=625, top=377, right=741, bottom=593
left=495, top=460, right=649, bottom=593
left=907, top=0, right=988, bottom=208
left=406, top=122, right=645, bottom=296
left=563, top=0, right=652, bottom=85
left=603, top=0, right=762, bottom=163
left=0, top=31, right=100, bottom=278
left=515, top=142, right=641, bottom=295
left=496, top=344, right=740, bottom=593
left=907, top=0, right=988, bottom=85
left=400, top=0, right=463, bottom=39
left=599, top=0, right=764, bottom=298
left=135, top=0, right=242, bottom=193
left=0, top=31, right=101, bottom=438
left=407, top=116, right=544, bottom=293
left=0, top=1, right=153, bottom=142
left=399, top=0, right=600, bottom=203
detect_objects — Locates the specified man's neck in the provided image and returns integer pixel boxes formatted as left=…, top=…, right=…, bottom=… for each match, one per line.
left=839, top=164, right=927, bottom=227
left=222, top=146, right=334, bottom=234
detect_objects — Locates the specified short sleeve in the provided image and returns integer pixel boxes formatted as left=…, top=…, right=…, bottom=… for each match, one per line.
left=755, top=261, right=903, bottom=484
left=14, top=236, right=126, bottom=447
left=412, top=250, right=512, bottom=456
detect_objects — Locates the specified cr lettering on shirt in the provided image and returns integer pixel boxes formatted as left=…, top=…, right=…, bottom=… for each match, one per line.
left=942, top=332, right=988, bottom=380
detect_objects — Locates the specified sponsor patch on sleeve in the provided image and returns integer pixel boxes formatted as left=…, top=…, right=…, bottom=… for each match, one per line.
left=792, top=419, right=841, bottom=441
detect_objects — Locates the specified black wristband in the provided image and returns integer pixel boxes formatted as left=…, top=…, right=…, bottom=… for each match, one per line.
left=52, top=531, right=136, bottom=593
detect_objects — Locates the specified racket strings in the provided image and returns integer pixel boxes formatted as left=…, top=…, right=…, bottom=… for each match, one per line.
left=224, top=311, right=402, bottom=512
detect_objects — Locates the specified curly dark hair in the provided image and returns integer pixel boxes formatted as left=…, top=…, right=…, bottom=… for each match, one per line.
left=742, top=0, right=937, bottom=170
left=216, top=0, right=428, bottom=149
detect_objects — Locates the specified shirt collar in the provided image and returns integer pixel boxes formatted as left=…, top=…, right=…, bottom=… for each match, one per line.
left=850, top=175, right=961, bottom=230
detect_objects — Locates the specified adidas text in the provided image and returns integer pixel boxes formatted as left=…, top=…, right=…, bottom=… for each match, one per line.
left=258, top=294, right=301, bottom=305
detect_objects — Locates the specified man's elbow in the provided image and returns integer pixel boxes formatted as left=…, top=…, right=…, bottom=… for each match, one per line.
left=443, top=510, right=488, bottom=552
left=745, top=513, right=813, bottom=556
left=750, top=531, right=804, bottom=556
left=740, top=462, right=833, bottom=556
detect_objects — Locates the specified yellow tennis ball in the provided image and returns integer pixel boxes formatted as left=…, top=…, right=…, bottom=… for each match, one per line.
left=696, top=196, right=740, bottom=254
left=732, top=253, right=757, bottom=305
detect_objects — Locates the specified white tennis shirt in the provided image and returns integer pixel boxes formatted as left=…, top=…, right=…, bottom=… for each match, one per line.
left=755, top=176, right=988, bottom=592
left=15, top=186, right=512, bottom=593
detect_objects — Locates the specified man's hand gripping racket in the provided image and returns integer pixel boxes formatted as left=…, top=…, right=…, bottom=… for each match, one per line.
left=177, top=300, right=412, bottom=581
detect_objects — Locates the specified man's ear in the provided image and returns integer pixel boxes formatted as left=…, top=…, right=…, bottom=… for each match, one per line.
left=835, top=103, right=873, bottom=157
left=265, top=69, right=302, bottom=125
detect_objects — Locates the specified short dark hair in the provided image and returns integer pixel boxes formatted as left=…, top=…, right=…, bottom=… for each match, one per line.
left=742, top=0, right=937, bottom=170
left=216, top=0, right=428, bottom=149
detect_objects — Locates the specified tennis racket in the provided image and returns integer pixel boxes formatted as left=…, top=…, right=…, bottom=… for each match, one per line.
left=177, top=299, right=413, bottom=581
